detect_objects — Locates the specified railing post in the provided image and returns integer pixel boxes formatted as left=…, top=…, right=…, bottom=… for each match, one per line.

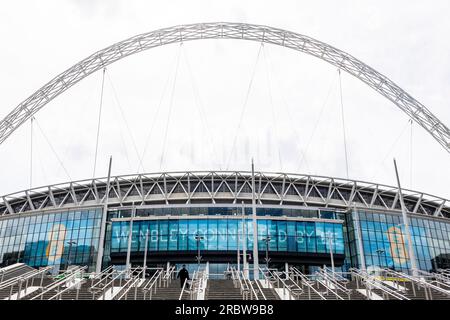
left=411, top=281, right=416, bottom=297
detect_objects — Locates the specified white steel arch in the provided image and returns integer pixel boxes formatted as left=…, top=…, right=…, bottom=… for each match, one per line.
left=0, top=22, right=449, bottom=153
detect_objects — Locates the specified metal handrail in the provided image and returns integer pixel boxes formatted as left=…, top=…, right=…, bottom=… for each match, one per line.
left=231, top=267, right=249, bottom=299
left=1, top=266, right=53, bottom=300
left=322, top=266, right=350, bottom=283
left=179, top=268, right=199, bottom=300
left=289, top=267, right=326, bottom=300
left=435, top=270, right=450, bottom=284
left=0, top=269, right=37, bottom=290
left=142, top=268, right=164, bottom=299
left=115, top=268, right=145, bottom=300
left=349, top=268, right=409, bottom=300
left=162, top=265, right=176, bottom=287
left=316, top=268, right=349, bottom=300
left=314, top=275, right=344, bottom=300
left=418, top=270, right=450, bottom=289
left=47, top=273, right=86, bottom=300
left=252, top=277, right=267, bottom=300
left=91, top=265, right=115, bottom=282
left=91, top=268, right=129, bottom=300
left=0, top=264, right=49, bottom=290
left=195, top=269, right=208, bottom=300
left=31, top=266, right=87, bottom=300
left=90, top=267, right=121, bottom=291
left=165, top=265, right=176, bottom=278
left=241, top=271, right=259, bottom=300
left=383, top=268, right=450, bottom=299
left=179, top=271, right=190, bottom=300
left=260, top=267, right=302, bottom=300
left=437, top=269, right=450, bottom=275
left=0, top=263, right=25, bottom=283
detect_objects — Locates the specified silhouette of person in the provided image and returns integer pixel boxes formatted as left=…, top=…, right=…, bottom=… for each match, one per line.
left=177, top=265, right=190, bottom=288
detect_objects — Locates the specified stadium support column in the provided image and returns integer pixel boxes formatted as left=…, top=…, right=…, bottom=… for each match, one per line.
left=393, top=159, right=418, bottom=276
left=237, top=211, right=241, bottom=272
left=251, top=160, right=260, bottom=280
left=353, top=203, right=366, bottom=271
left=142, top=229, right=149, bottom=279
left=95, top=156, right=112, bottom=273
left=242, top=201, right=248, bottom=278
left=126, top=206, right=136, bottom=276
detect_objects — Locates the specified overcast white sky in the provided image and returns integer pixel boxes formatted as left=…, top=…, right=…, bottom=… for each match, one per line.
left=0, top=0, right=449, bottom=200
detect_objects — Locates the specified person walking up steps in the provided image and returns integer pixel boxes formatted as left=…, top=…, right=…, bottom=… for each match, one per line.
left=177, top=265, right=190, bottom=288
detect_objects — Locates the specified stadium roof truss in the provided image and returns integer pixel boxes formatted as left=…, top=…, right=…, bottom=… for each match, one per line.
left=0, top=171, right=448, bottom=219
left=0, top=22, right=449, bottom=153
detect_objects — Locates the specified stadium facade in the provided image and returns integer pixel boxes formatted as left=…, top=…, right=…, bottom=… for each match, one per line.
left=0, top=23, right=449, bottom=299
left=1, top=171, right=449, bottom=277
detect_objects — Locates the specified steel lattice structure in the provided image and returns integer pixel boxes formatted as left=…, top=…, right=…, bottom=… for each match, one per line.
left=0, top=22, right=449, bottom=152
left=1, top=171, right=449, bottom=218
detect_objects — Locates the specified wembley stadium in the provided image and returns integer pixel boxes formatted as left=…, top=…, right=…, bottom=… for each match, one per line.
left=0, top=22, right=449, bottom=301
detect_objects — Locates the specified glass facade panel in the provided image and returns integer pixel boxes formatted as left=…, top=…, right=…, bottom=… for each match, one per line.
left=352, top=210, right=450, bottom=272
left=0, top=208, right=102, bottom=271
left=109, top=218, right=345, bottom=255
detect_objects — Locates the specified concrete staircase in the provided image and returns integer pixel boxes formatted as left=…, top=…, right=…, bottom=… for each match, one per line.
left=0, top=264, right=36, bottom=282
left=254, top=282, right=279, bottom=300
left=148, top=279, right=189, bottom=300
left=206, top=280, right=244, bottom=300
left=390, top=281, right=450, bottom=300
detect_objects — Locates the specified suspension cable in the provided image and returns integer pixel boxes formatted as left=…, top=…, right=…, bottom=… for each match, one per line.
left=338, top=69, right=350, bottom=179
left=295, top=72, right=338, bottom=172
left=34, top=118, right=72, bottom=181
left=263, top=46, right=313, bottom=173
left=30, top=117, right=34, bottom=189
left=262, top=45, right=283, bottom=171
left=181, top=44, right=222, bottom=170
left=226, top=43, right=264, bottom=170
left=35, top=142, right=49, bottom=186
left=371, top=118, right=411, bottom=182
left=93, top=67, right=106, bottom=178
left=105, top=69, right=144, bottom=172
left=409, top=118, right=413, bottom=189
left=106, top=87, right=133, bottom=172
left=138, top=44, right=182, bottom=173
left=160, top=43, right=182, bottom=170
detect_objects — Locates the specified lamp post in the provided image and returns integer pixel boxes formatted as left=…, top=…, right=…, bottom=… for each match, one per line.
left=195, top=234, right=204, bottom=266
left=393, top=159, right=418, bottom=276
left=67, top=240, right=77, bottom=269
left=262, top=236, right=271, bottom=269
left=241, top=202, right=248, bottom=277
left=142, top=229, right=149, bottom=279
left=328, top=237, right=335, bottom=276
left=375, top=248, right=385, bottom=270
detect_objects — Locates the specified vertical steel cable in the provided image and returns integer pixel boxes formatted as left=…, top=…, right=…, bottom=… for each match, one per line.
left=262, top=45, right=283, bottom=171
left=226, top=43, right=264, bottom=170
left=295, top=72, right=338, bottom=173
left=338, top=69, right=349, bottom=179
left=160, top=43, right=182, bottom=171
left=182, top=44, right=222, bottom=170
left=409, top=119, right=413, bottom=189
left=30, top=117, right=34, bottom=189
left=370, top=119, right=411, bottom=182
left=138, top=45, right=181, bottom=173
left=105, top=70, right=144, bottom=173
left=93, top=68, right=106, bottom=178
left=34, top=118, right=72, bottom=181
